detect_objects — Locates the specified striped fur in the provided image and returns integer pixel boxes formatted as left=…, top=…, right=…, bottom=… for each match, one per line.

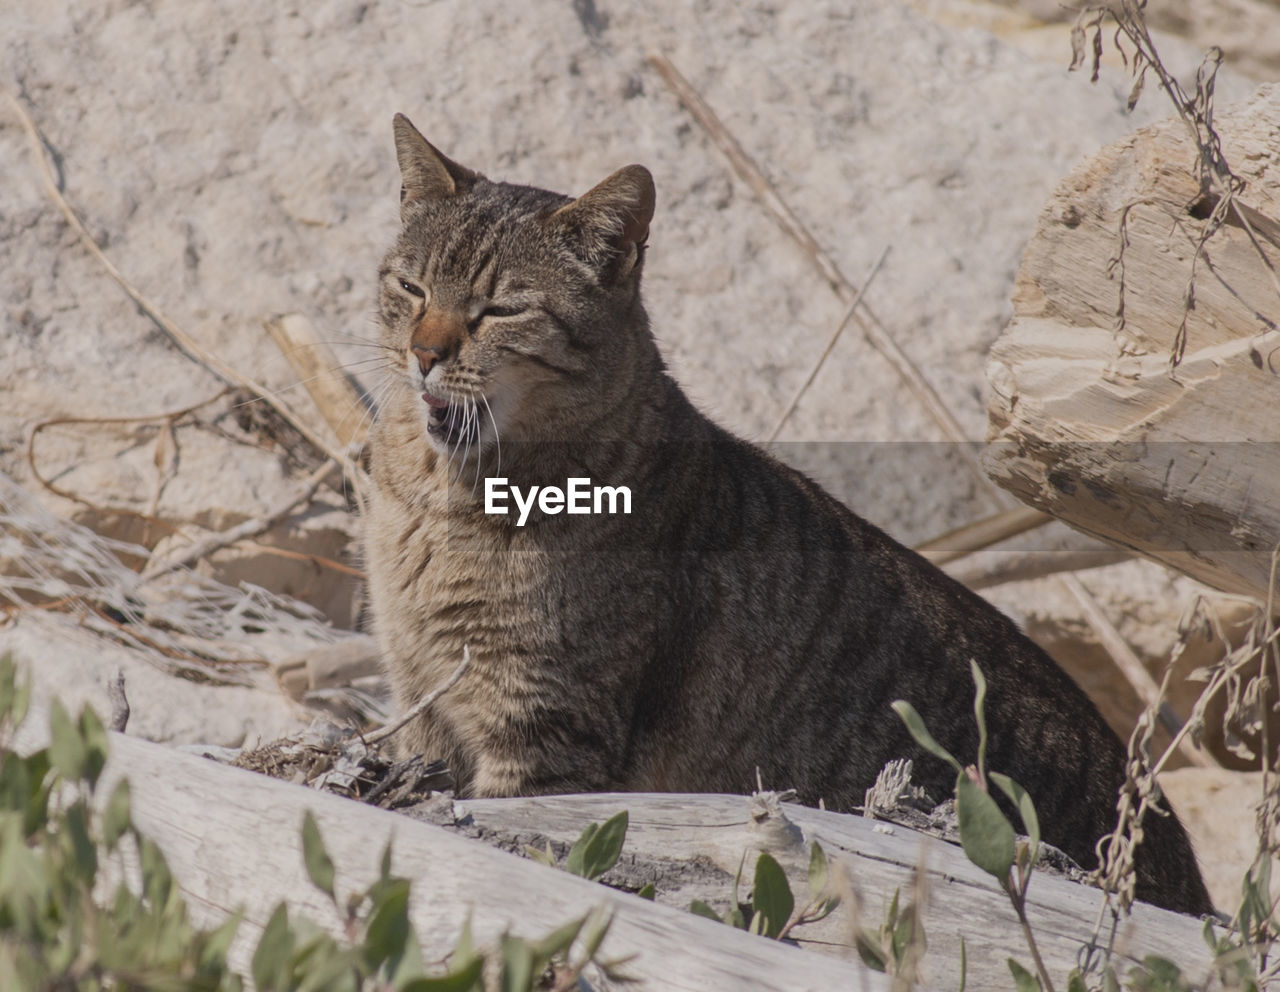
left=364, top=115, right=1212, bottom=915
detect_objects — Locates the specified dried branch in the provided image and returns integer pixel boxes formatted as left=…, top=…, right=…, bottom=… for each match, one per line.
left=648, top=53, right=983, bottom=460
left=913, top=506, right=1052, bottom=565
left=364, top=647, right=471, bottom=746
left=3, top=89, right=357, bottom=473
left=140, top=458, right=340, bottom=581
left=767, top=246, right=890, bottom=442
left=1059, top=574, right=1214, bottom=768
left=943, top=546, right=1130, bottom=591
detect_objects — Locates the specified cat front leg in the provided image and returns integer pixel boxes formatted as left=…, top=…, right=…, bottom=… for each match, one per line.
left=468, top=740, right=616, bottom=798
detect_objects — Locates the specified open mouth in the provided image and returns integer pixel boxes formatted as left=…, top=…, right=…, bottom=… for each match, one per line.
left=422, top=392, right=481, bottom=448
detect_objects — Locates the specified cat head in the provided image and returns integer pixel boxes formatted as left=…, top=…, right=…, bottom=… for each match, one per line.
left=378, top=114, right=657, bottom=461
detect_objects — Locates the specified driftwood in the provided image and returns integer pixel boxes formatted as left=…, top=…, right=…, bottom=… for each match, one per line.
left=264, top=312, right=371, bottom=450
left=984, top=85, right=1280, bottom=602
left=89, top=734, right=876, bottom=990
left=18, top=716, right=1216, bottom=992
left=456, top=793, right=1213, bottom=990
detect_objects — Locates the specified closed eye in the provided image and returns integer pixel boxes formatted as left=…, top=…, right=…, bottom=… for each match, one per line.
left=398, top=279, right=426, bottom=299
left=480, top=303, right=526, bottom=320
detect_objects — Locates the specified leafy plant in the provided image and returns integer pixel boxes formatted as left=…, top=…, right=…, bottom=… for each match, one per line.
left=0, top=654, right=633, bottom=990
left=893, top=661, right=1051, bottom=991
left=851, top=886, right=929, bottom=980
left=689, top=842, right=839, bottom=941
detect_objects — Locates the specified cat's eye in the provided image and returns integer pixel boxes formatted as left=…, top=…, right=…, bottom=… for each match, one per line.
left=480, top=304, right=526, bottom=320
left=398, top=279, right=426, bottom=299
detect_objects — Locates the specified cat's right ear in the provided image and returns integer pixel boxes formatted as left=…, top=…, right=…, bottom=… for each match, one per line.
left=392, top=114, right=478, bottom=217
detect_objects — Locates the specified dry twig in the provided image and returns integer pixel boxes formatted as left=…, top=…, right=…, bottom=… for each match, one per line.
left=3, top=89, right=358, bottom=475
left=648, top=54, right=980, bottom=456
left=364, top=647, right=472, bottom=746
left=141, top=459, right=340, bottom=581
left=767, top=246, right=890, bottom=443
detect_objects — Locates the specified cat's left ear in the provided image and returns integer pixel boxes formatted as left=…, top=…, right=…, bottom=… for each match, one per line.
left=549, top=165, right=655, bottom=282
left=392, top=114, right=478, bottom=217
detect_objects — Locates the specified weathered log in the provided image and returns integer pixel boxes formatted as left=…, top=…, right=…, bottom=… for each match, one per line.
left=457, top=793, right=1213, bottom=990
left=16, top=715, right=1216, bottom=991
left=984, top=84, right=1280, bottom=602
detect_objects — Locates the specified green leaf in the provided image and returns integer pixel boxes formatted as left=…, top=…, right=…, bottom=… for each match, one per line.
left=969, top=660, right=989, bottom=783
left=575, top=810, right=628, bottom=882
left=853, top=931, right=888, bottom=972
left=198, top=908, right=244, bottom=972
left=637, top=882, right=655, bottom=900
left=363, top=878, right=412, bottom=972
left=807, top=841, right=829, bottom=901
left=689, top=900, right=723, bottom=923
left=531, top=913, right=586, bottom=970
left=751, top=851, right=794, bottom=939
left=891, top=903, right=924, bottom=963
left=380, top=839, right=393, bottom=882
left=452, top=914, right=476, bottom=970
left=990, top=772, right=1041, bottom=866
left=138, top=835, right=175, bottom=910
left=891, top=700, right=962, bottom=774
left=564, top=822, right=599, bottom=878
left=1008, top=957, right=1042, bottom=992
left=499, top=934, right=534, bottom=992
left=251, top=904, right=294, bottom=991
left=1067, top=968, right=1088, bottom=992
left=578, top=907, right=613, bottom=962
left=300, top=810, right=336, bottom=901
left=401, top=957, right=484, bottom=992
left=62, top=802, right=97, bottom=883
left=956, top=776, right=1015, bottom=882
left=77, top=705, right=109, bottom=788
left=524, top=842, right=556, bottom=867
left=48, top=699, right=87, bottom=783
left=103, top=778, right=132, bottom=850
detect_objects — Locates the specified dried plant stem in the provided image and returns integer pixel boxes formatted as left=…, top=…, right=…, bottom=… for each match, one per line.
left=141, top=459, right=340, bottom=581
left=913, top=505, right=1052, bottom=565
left=1061, top=573, right=1214, bottom=768
left=364, top=648, right=471, bottom=745
left=944, top=546, right=1130, bottom=591
left=4, top=89, right=353, bottom=474
left=27, top=391, right=231, bottom=513
left=768, top=246, right=890, bottom=442
left=1008, top=883, right=1056, bottom=992
left=648, top=54, right=979, bottom=457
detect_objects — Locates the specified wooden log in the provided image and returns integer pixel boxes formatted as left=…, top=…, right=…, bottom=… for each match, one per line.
left=457, top=793, right=1212, bottom=990
left=17, top=710, right=1215, bottom=991
left=264, top=312, right=371, bottom=449
left=82, top=733, right=882, bottom=990
left=984, top=85, right=1280, bottom=602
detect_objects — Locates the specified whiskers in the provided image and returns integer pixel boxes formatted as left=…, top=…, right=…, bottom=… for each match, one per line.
left=442, top=391, right=503, bottom=499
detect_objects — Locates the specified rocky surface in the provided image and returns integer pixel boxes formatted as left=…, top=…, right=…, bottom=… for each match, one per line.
left=2, top=0, right=1274, bottom=916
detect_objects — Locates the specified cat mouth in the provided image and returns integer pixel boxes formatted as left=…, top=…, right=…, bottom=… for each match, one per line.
left=422, top=392, right=482, bottom=447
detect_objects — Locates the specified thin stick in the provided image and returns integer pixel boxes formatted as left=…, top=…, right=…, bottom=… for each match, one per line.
left=944, top=546, right=1131, bottom=591
left=648, top=53, right=977, bottom=456
left=365, top=647, right=471, bottom=745
left=3, top=90, right=353, bottom=474
left=1060, top=574, right=1215, bottom=768
left=141, top=459, right=339, bottom=581
left=768, top=246, right=890, bottom=442
left=914, top=505, right=1052, bottom=565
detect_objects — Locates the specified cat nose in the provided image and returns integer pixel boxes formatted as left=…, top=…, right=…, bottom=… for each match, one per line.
left=412, top=343, right=444, bottom=376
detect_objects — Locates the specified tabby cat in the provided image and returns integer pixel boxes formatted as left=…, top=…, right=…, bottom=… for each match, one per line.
left=364, top=114, right=1212, bottom=915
